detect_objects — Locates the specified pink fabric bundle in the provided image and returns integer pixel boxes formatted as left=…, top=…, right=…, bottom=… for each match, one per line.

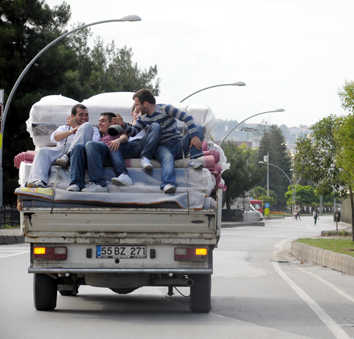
left=14, top=151, right=36, bottom=169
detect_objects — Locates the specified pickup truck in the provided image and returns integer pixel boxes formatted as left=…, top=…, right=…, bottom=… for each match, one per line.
left=15, top=92, right=227, bottom=313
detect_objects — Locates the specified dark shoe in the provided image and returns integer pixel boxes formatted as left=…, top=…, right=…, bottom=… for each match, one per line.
left=27, top=180, right=46, bottom=188
left=56, top=154, right=70, bottom=167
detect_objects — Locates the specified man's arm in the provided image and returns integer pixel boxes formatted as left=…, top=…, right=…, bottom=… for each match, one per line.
left=112, top=114, right=143, bottom=137
left=53, top=116, right=79, bottom=142
left=163, top=105, right=202, bottom=149
left=108, top=134, right=128, bottom=151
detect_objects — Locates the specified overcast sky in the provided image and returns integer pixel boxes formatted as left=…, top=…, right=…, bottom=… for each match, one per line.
left=44, top=0, right=354, bottom=127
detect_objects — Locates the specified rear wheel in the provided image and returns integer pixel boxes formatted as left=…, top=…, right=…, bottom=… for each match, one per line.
left=189, top=274, right=211, bottom=313
left=34, top=274, right=57, bottom=311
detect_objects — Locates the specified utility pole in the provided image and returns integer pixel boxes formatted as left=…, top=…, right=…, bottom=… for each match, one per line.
left=264, top=152, right=269, bottom=196
left=0, top=89, right=4, bottom=207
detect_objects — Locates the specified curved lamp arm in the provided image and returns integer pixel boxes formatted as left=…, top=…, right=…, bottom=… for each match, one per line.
left=180, top=82, right=246, bottom=103
left=2, top=15, right=142, bottom=130
left=219, top=109, right=285, bottom=147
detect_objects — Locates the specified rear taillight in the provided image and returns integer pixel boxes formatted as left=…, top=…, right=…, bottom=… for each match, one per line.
left=174, top=247, right=208, bottom=261
left=33, top=247, right=67, bottom=260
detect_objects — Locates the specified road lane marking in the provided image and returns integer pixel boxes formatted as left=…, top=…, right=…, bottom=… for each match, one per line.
left=296, top=267, right=354, bottom=303
left=0, top=251, right=29, bottom=259
left=273, top=262, right=350, bottom=339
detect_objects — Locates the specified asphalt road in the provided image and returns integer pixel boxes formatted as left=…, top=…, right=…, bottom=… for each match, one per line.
left=0, top=215, right=353, bottom=339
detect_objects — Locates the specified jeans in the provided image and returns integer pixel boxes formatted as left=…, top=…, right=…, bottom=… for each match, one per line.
left=118, top=122, right=161, bottom=159
left=70, top=141, right=128, bottom=188
left=154, top=124, right=204, bottom=189
left=28, top=122, right=94, bottom=184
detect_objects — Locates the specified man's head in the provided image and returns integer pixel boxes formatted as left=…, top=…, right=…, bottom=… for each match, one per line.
left=99, top=112, right=117, bottom=135
left=132, top=89, right=156, bottom=115
left=71, top=104, right=89, bottom=125
left=131, top=103, right=141, bottom=121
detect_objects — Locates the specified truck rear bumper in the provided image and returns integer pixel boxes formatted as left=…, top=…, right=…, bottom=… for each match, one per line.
left=28, top=267, right=213, bottom=274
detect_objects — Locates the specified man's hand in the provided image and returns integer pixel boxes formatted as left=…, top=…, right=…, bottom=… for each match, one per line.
left=112, top=114, right=124, bottom=127
left=108, top=139, right=121, bottom=151
left=70, top=126, right=79, bottom=135
left=66, top=116, right=79, bottom=128
left=190, top=136, right=202, bottom=150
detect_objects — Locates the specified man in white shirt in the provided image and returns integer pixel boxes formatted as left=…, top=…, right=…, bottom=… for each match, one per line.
left=27, top=104, right=100, bottom=188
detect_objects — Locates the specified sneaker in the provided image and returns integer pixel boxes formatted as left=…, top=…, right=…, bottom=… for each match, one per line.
left=140, top=157, right=153, bottom=170
left=66, top=184, right=80, bottom=192
left=163, top=184, right=176, bottom=194
left=112, top=174, right=133, bottom=186
left=188, top=159, right=203, bottom=169
left=56, top=154, right=70, bottom=168
left=82, top=183, right=108, bottom=192
left=27, top=180, right=46, bottom=188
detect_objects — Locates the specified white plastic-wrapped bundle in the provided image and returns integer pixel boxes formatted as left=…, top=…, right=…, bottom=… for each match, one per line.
left=26, top=92, right=217, bottom=149
left=26, top=95, right=79, bottom=149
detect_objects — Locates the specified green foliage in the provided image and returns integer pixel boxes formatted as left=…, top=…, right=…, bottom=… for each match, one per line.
left=222, top=141, right=265, bottom=209
left=249, top=186, right=266, bottom=199
left=294, top=115, right=347, bottom=198
left=333, top=113, right=354, bottom=188
left=0, top=1, right=160, bottom=204
left=258, top=194, right=277, bottom=207
left=338, top=80, right=354, bottom=113
left=285, top=185, right=318, bottom=207
left=257, top=124, right=292, bottom=208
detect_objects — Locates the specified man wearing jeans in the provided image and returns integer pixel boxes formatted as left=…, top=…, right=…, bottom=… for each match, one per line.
left=27, top=104, right=100, bottom=188
left=110, top=104, right=161, bottom=169
left=114, top=89, right=204, bottom=194
left=66, top=112, right=130, bottom=192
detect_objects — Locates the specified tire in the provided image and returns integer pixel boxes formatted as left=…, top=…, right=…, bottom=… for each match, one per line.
left=34, top=273, right=57, bottom=311
left=189, top=274, right=212, bottom=313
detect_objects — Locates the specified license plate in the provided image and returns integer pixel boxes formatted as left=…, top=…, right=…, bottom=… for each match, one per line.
left=96, top=246, right=147, bottom=259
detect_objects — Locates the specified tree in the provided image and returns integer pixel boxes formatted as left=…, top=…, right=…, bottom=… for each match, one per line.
left=285, top=185, right=318, bottom=208
left=294, top=115, right=354, bottom=240
left=0, top=1, right=160, bottom=204
left=257, top=124, right=292, bottom=209
left=221, top=141, right=265, bottom=210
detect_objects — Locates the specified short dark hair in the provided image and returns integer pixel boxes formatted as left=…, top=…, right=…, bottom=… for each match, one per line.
left=100, top=112, right=117, bottom=123
left=133, top=89, right=156, bottom=105
left=71, top=104, right=87, bottom=116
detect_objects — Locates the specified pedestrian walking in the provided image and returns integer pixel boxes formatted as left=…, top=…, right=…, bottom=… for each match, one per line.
left=313, top=208, right=319, bottom=225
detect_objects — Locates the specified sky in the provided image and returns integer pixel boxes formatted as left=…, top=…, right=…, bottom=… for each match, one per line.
left=44, top=0, right=354, bottom=127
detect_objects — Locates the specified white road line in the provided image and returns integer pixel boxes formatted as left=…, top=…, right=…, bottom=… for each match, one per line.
left=273, top=262, right=350, bottom=339
left=296, top=267, right=354, bottom=303
left=0, top=251, right=29, bottom=259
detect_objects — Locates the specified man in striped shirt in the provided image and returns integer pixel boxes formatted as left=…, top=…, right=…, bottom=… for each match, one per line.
left=113, top=89, right=204, bottom=194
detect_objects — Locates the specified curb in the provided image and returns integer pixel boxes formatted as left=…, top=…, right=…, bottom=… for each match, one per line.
left=222, top=221, right=265, bottom=228
left=291, top=241, right=354, bottom=276
left=0, top=235, right=25, bottom=245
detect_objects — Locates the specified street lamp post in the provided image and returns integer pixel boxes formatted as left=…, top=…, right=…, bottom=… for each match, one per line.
left=179, top=82, right=246, bottom=103
left=0, top=15, right=141, bottom=207
left=259, top=160, right=294, bottom=212
left=219, top=108, right=285, bottom=147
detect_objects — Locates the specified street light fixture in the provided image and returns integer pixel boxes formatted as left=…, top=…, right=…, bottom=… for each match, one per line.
left=219, top=108, right=285, bottom=147
left=180, top=81, right=246, bottom=103
left=0, top=15, right=141, bottom=207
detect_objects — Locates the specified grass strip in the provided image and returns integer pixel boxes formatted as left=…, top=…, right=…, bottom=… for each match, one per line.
left=296, top=238, right=354, bottom=258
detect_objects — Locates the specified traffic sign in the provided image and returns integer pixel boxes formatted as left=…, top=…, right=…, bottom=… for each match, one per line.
left=264, top=202, right=270, bottom=208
